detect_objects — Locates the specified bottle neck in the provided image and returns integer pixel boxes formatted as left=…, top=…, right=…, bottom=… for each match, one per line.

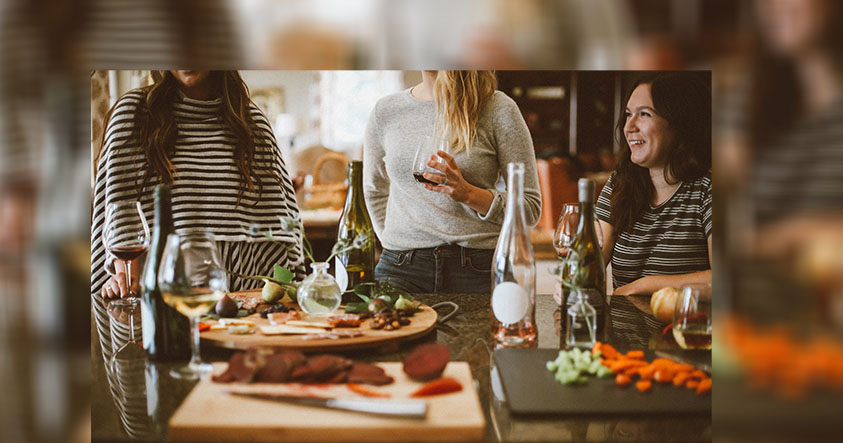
left=577, top=200, right=595, bottom=236
left=154, top=193, right=174, bottom=235
left=504, top=166, right=526, bottom=227
left=346, top=162, right=364, bottom=207
left=311, top=262, right=329, bottom=274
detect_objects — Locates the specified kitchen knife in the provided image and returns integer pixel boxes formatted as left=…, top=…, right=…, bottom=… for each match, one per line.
left=654, top=351, right=712, bottom=374
left=228, top=392, right=428, bottom=418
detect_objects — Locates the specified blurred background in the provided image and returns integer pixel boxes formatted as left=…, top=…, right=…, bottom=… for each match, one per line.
left=2, top=0, right=842, bottom=441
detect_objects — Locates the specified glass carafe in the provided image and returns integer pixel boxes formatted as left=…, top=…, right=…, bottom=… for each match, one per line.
left=565, top=288, right=597, bottom=349
left=297, top=262, right=342, bottom=315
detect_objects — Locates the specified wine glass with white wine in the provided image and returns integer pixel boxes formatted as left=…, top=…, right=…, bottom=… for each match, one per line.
left=157, top=231, right=228, bottom=379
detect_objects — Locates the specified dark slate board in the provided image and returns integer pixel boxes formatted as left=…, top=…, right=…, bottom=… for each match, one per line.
left=494, top=348, right=711, bottom=416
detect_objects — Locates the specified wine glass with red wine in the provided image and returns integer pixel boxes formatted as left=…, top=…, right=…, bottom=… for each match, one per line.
left=412, top=135, right=448, bottom=185
left=103, top=201, right=150, bottom=298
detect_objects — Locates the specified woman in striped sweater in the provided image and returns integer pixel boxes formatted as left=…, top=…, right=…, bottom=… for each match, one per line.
left=92, top=70, right=305, bottom=353
left=595, top=73, right=712, bottom=342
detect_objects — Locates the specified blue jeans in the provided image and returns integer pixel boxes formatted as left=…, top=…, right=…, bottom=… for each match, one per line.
left=374, top=245, right=494, bottom=294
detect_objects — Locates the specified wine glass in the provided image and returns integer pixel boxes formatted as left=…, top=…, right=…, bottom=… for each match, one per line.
left=107, top=297, right=145, bottom=371
left=553, top=203, right=579, bottom=258
left=553, top=203, right=604, bottom=257
left=672, top=283, right=712, bottom=349
left=411, top=135, right=448, bottom=185
left=157, top=232, right=228, bottom=379
left=103, top=201, right=150, bottom=298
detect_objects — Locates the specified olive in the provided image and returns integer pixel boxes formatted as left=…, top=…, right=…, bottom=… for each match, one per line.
left=215, top=294, right=238, bottom=318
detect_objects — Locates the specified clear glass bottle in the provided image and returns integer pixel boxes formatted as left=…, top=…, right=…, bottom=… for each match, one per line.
left=565, top=288, right=597, bottom=349
left=491, top=162, right=537, bottom=348
left=297, top=262, right=342, bottom=315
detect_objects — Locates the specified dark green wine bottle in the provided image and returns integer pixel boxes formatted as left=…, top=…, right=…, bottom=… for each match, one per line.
left=140, top=185, right=190, bottom=361
left=562, top=178, right=608, bottom=342
left=335, top=161, right=375, bottom=302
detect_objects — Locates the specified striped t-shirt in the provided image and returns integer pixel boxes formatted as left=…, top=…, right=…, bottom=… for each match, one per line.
left=91, top=89, right=305, bottom=358
left=596, top=172, right=713, bottom=290
left=596, top=172, right=712, bottom=347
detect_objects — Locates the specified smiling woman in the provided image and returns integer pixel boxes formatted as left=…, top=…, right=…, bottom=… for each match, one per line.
left=594, top=72, right=712, bottom=345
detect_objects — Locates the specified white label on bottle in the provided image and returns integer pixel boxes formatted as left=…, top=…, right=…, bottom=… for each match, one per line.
left=492, top=282, right=529, bottom=324
left=141, top=299, right=154, bottom=349
left=334, top=257, right=348, bottom=293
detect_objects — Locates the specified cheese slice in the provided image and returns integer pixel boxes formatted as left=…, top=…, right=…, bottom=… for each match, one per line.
left=260, top=325, right=328, bottom=335
left=219, top=318, right=256, bottom=327
left=284, top=320, right=333, bottom=329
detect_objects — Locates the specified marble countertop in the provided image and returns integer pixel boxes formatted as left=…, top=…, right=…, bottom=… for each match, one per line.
left=92, top=293, right=710, bottom=442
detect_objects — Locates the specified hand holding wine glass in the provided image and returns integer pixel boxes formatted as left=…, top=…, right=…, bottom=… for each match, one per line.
left=412, top=135, right=448, bottom=185
left=158, top=231, right=228, bottom=379
left=103, top=202, right=150, bottom=299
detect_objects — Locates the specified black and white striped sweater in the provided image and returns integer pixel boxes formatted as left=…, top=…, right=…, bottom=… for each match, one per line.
left=91, top=88, right=304, bottom=355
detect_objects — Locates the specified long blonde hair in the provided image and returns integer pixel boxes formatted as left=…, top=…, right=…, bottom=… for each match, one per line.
left=432, top=71, right=497, bottom=154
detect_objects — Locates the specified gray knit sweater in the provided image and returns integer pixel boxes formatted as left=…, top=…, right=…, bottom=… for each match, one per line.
left=363, top=89, right=541, bottom=251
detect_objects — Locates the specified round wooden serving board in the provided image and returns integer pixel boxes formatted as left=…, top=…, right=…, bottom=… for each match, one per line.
left=200, top=289, right=438, bottom=352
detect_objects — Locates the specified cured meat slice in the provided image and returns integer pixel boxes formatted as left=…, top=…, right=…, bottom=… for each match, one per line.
left=403, top=343, right=450, bottom=381
left=253, top=351, right=306, bottom=383
left=347, top=362, right=394, bottom=386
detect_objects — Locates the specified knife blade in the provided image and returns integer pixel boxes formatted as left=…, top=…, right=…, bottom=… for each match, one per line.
left=228, top=392, right=428, bottom=418
left=655, top=351, right=712, bottom=374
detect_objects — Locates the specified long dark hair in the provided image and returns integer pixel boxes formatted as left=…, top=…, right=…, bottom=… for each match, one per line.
left=610, top=72, right=712, bottom=235
left=98, top=70, right=272, bottom=204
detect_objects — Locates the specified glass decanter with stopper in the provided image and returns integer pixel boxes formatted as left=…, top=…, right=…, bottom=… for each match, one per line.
left=297, top=262, right=342, bottom=315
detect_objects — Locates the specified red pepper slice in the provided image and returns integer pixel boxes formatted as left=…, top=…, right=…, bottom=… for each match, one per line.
left=409, top=377, right=463, bottom=397
left=347, top=383, right=391, bottom=398
left=199, top=322, right=211, bottom=332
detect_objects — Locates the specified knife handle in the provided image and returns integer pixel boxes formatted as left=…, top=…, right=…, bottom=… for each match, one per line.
left=329, top=398, right=428, bottom=418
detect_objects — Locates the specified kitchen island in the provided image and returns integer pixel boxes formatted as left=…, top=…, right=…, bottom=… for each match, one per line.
left=92, top=293, right=711, bottom=442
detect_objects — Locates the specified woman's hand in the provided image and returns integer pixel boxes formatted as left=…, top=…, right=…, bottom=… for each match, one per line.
left=613, top=277, right=651, bottom=296
left=422, top=150, right=493, bottom=214
left=101, top=259, right=141, bottom=299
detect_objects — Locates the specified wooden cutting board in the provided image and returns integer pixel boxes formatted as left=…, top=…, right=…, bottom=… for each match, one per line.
left=168, top=362, right=485, bottom=441
left=201, top=290, right=438, bottom=352
left=494, top=348, right=710, bottom=416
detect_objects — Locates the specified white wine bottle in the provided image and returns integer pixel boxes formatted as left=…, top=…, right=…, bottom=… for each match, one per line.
left=562, top=178, right=607, bottom=343
left=491, top=162, right=537, bottom=348
left=335, top=160, right=375, bottom=302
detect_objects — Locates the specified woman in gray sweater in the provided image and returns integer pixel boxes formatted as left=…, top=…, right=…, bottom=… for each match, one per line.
left=363, top=71, right=541, bottom=294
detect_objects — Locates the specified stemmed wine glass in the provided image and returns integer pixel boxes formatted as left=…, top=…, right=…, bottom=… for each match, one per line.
left=412, top=135, right=449, bottom=185
left=553, top=203, right=604, bottom=258
left=157, top=232, right=228, bottom=379
left=103, top=201, right=150, bottom=298
left=553, top=202, right=604, bottom=307
left=102, top=202, right=149, bottom=366
left=553, top=203, right=580, bottom=259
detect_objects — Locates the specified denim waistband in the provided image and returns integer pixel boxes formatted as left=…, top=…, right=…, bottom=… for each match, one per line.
left=382, top=245, right=493, bottom=266
left=407, top=244, right=492, bottom=255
